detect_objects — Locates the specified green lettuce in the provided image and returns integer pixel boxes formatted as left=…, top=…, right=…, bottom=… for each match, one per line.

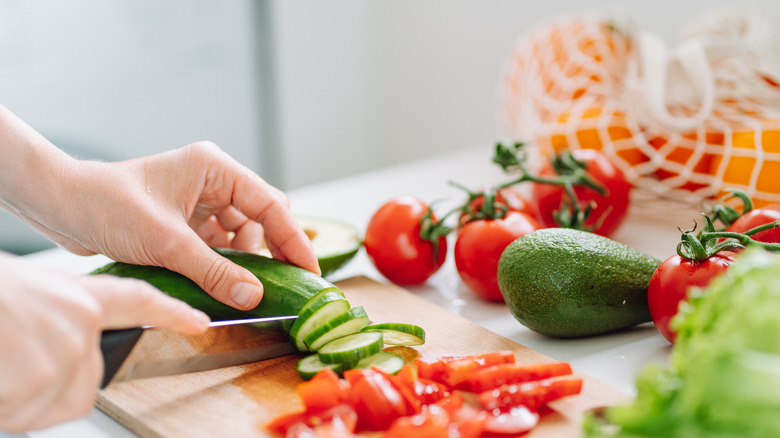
left=585, top=248, right=780, bottom=438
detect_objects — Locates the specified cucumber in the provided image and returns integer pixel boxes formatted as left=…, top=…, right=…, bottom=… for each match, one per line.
left=90, top=248, right=338, bottom=322
left=360, top=323, right=425, bottom=346
left=317, top=331, right=384, bottom=368
left=304, top=306, right=370, bottom=351
left=289, top=294, right=351, bottom=351
left=296, top=354, right=343, bottom=380
left=352, top=351, right=405, bottom=375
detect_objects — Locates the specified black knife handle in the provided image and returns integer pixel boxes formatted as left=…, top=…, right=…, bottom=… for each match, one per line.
left=99, top=327, right=144, bottom=389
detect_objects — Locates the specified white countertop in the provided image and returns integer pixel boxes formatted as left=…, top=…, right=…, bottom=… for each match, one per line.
left=14, top=145, right=697, bottom=438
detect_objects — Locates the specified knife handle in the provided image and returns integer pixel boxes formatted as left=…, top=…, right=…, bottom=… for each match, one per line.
left=99, top=327, right=144, bottom=389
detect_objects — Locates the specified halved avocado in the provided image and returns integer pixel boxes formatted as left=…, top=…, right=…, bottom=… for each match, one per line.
left=259, top=216, right=361, bottom=278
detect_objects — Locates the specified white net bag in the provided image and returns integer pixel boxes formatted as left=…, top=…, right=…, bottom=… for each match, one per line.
left=499, top=10, right=780, bottom=208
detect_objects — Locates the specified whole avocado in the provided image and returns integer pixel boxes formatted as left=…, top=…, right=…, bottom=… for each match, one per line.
left=497, top=228, right=661, bottom=337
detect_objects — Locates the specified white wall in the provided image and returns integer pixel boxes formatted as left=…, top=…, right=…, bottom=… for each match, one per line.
left=0, top=0, right=262, bottom=253
left=268, top=0, right=780, bottom=189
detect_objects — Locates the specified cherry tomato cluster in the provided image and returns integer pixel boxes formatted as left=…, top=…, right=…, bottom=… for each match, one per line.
left=364, top=144, right=632, bottom=302
left=266, top=351, right=581, bottom=437
left=648, top=191, right=780, bottom=343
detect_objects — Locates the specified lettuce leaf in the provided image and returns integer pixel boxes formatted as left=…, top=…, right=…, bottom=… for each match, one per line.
left=585, top=248, right=780, bottom=438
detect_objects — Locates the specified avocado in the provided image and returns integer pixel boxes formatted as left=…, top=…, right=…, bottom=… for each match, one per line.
left=497, top=228, right=661, bottom=337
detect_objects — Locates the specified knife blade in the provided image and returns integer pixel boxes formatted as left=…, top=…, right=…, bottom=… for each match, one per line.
left=100, top=315, right=298, bottom=389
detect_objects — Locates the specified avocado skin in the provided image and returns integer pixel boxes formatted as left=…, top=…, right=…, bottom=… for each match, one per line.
left=497, top=228, right=661, bottom=338
left=91, top=248, right=336, bottom=322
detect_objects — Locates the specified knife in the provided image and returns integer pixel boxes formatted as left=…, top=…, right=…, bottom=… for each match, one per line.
left=99, top=315, right=298, bottom=389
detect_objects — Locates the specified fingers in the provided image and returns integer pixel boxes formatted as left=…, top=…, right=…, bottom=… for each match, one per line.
left=196, top=216, right=231, bottom=249
left=230, top=172, right=320, bottom=275
left=215, top=206, right=265, bottom=253
left=160, top=230, right=266, bottom=310
left=83, top=274, right=211, bottom=334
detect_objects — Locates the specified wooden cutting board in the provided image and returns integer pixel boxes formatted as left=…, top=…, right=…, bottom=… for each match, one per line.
left=97, top=276, right=630, bottom=437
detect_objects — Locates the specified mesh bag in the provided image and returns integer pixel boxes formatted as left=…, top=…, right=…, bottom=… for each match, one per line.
left=499, top=10, right=780, bottom=207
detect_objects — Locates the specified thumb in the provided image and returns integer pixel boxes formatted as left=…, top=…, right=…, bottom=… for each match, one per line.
left=84, top=275, right=211, bottom=334
left=165, top=235, right=265, bottom=310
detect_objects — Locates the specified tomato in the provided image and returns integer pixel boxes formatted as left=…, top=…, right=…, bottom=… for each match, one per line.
left=478, top=378, right=584, bottom=412
left=647, top=251, right=736, bottom=343
left=725, top=203, right=780, bottom=243
left=481, top=406, right=540, bottom=435
left=532, top=149, right=631, bottom=237
left=266, top=404, right=357, bottom=436
left=347, top=369, right=413, bottom=430
left=364, top=196, right=448, bottom=285
left=454, top=211, right=540, bottom=302
left=418, top=351, right=516, bottom=389
left=297, top=368, right=350, bottom=411
left=383, top=405, right=451, bottom=438
left=465, top=362, right=573, bottom=393
left=459, top=186, right=537, bottom=226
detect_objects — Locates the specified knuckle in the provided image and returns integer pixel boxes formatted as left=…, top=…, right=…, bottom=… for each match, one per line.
left=202, top=258, right=234, bottom=299
left=186, top=140, right=221, bottom=157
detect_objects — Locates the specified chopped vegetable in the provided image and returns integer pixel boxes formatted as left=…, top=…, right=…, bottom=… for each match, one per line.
left=268, top=352, right=582, bottom=436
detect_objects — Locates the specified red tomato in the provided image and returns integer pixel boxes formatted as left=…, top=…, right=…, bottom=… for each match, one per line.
left=478, top=378, right=584, bottom=412
left=481, top=406, right=540, bottom=435
left=418, top=351, right=516, bottom=389
left=725, top=203, right=780, bottom=243
left=265, top=404, right=357, bottom=436
left=647, top=251, right=736, bottom=343
left=364, top=196, right=448, bottom=285
left=454, top=211, right=539, bottom=302
left=348, top=370, right=413, bottom=430
left=297, top=368, right=350, bottom=411
left=459, top=186, right=537, bottom=226
left=532, top=149, right=631, bottom=237
left=383, top=405, right=451, bottom=438
left=465, top=362, right=573, bottom=393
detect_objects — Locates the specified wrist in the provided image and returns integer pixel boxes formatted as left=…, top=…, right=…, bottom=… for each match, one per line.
left=0, top=105, right=80, bottom=223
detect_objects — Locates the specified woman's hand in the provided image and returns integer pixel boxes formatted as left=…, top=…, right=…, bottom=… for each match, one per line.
left=0, top=253, right=210, bottom=433
left=0, top=104, right=319, bottom=310
left=42, top=142, right=320, bottom=310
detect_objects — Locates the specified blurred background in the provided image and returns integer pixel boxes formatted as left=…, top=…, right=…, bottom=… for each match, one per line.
left=0, top=0, right=777, bottom=254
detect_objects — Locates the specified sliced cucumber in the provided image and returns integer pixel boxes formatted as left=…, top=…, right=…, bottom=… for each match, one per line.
left=289, top=291, right=350, bottom=351
left=296, top=354, right=343, bottom=380
left=317, top=331, right=383, bottom=368
left=352, top=351, right=406, bottom=375
left=361, top=323, right=426, bottom=346
left=304, top=306, right=370, bottom=351
left=296, top=288, right=345, bottom=318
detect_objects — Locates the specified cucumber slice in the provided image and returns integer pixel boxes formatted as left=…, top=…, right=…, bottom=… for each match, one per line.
left=361, top=323, right=426, bottom=346
left=296, top=354, right=343, bottom=380
left=304, top=306, right=370, bottom=351
left=289, top=291, right=350, bottom=351
left=295, top=288, right=345, bottom=319
left=317, top=331, right=383, bottom=368
left=352, top=351, right=406, bottom=375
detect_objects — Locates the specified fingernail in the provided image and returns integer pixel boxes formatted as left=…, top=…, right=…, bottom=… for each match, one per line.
left=192, top=309, right=211, bottom=328
left=231, top=282, right=260, bottom=308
